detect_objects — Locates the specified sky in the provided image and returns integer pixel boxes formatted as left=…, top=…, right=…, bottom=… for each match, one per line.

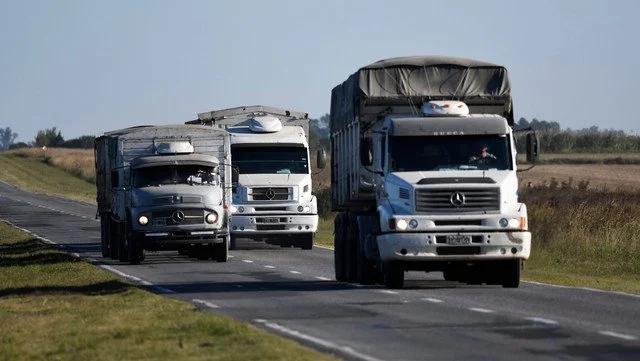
left=1, top=0, right=639, bottom=144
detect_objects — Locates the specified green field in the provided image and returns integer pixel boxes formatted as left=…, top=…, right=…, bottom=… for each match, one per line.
left=0, top=222, right=336, bottom=361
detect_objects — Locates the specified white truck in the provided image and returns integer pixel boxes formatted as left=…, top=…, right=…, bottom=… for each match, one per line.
left=330, top=56, right=537, bottom=288
left=95, top=124, right=233, bottom=264
left=187, top=106, right=325, bottom=250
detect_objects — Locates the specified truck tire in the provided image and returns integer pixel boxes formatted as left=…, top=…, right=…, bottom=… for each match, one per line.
left=382, top=262, right=404, bottom=289
left=109, top=219, right=119, bottom=259
left=127, top=233, right=143, bottom=265
left=117, top=222, right=129, bottom=263
left=501, top=259, right=521, bottom=288
left=356, top=222, right=375, bottom=285
left=213, top=236, right=229, bottom=262
left=299, top=233, right=313, bottom=250
left=229, top=235, right=237, bottom=251
left=100, top=217, right=110, bottom=258
left=334, top=214, right=347, bottom=282
left=345, top=212, right=359, bottom=283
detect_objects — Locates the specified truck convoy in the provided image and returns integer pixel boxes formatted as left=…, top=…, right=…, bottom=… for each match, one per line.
left=330, top=56, right=536, bottom=289
left=187, top=105, right=324, bottom=250
left=95, top=124, right=233, bottom=264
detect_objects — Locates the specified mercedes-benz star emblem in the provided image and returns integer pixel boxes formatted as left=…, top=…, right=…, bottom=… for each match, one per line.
left=450, top=192, right=465, bottom=207
left=171, top=210, right=185, bottom=223
left=265, top=188, right=276, bottom=200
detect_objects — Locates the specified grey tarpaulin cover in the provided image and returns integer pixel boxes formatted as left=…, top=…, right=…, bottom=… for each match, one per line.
left=330, top=56, right=514, bottom=130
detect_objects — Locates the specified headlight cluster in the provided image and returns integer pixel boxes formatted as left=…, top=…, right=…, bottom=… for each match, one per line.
left=389, top=218, right=418, bottom=230
left=297, top=205, right=311, bottom=213
left=206, top=212, right=218, bottom=224
left=499, top=217, right=527, bottom=229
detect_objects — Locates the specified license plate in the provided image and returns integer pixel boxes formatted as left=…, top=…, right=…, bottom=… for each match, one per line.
left=263, top=217, right=279, bottom=224
left=446, top=235, right=472, bottom=245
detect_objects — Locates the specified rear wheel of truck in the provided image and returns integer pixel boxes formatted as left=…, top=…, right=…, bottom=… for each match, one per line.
left=501, top=259, right=521, bottom=288
left=382, top=262, right=404, bottom=289
left=334, top=214, right=347, bottom=282
left=213, top=236, right=229, bottom=262
left=299, top=233, right=313, bottom=250
left=345, top=212, right=359, bottom=283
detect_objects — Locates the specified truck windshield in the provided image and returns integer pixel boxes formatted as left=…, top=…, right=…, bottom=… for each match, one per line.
left=232, top=146, right=308, bottom=174
left=388, top=135, right=512, bottom=172
left=133, top=165, right=218, bottom=187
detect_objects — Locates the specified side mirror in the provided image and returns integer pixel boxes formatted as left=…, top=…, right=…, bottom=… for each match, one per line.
left=231, top=166, right=239, bottom=188
left=316, top=148, right=326, bottom=169
left=526, top=133, right=539, bottom=163
left=360, top=138, right=373, bottom=166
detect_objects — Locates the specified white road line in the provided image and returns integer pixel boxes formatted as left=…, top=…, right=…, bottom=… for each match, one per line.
left=242, top=259, right=254, bottom=263
left=422, top=298, right=444, bottom=303
left=524, top=280, right=640, bottom=299
left=598, top=331, right=637, bottom=341
left=525, top=317, right=559, bottom=326
left=264, top=265, right=276, bottom=269
left=289, top=270, right=301, bottom=274
left=315, top=276, right=331, bottom=281
left=253, top=319, right=383, bottom=361
left=378, top=290, right=399, bottom=295
left=228, top=255, right=235, bottom=258
left=192, top=299, right=220, bottom=309
left=469, top=308, right=495, bottom=314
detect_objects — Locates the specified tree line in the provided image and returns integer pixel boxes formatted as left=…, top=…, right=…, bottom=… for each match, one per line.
left=0, top=127, right=95, bottom=150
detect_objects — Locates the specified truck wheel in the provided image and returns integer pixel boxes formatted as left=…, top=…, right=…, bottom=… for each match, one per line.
left=127, top=233, right=142, bottom=265
left=299, top=234, right=313, bottom=250
left=109, top=219, right=119, bottom=259
left=100, top=217, right=110, bottom=258
left=345, top=212, right=359, bottom=283
left=382, top=262, right=404, bottom=289
left=213, top=237, right=229, bottom=262
left=356, top=223, right=375, bottom=285
left=334, top=214, right=347, bottom=282
left=501, top=259, right=521, bottom=288
left=117, top=222, right=129, bottom=262
left=229, top=235, right=237, bottom=251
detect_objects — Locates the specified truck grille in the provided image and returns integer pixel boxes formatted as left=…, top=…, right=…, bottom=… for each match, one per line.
left=151, top=209, right=203, bottom=225
left=249, top=187, right=291, bottom=201
left=415, top=188, right=500, bottom=212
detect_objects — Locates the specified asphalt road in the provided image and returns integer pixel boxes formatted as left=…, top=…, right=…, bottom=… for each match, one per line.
left=1, top=180, right=639, bottom=361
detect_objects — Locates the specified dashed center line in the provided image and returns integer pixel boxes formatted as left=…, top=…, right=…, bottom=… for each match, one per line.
left=599, top=331, right=637, bottom=341
left=242, top=259, right=254, bottom=263
left=525, top=317, right=559, bottom=326
left=379, top=290, right=399, bottom=295
left=469, top=308, right=495, bottom=314
left=315, top=276, right=331, bottom=281
left=264, top=265, right=276, bottom=269
left=289, top=270, right=301, bottom=274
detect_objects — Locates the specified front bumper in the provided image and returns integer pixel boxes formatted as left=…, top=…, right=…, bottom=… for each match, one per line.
left=377, top=231, right=531, bottom=262
left=231, top=214, right=318, bottom=234
left=134, top=229, right=229, bottom=249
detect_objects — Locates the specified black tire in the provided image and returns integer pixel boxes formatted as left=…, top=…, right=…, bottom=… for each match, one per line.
left=100, top=217, right=110, bottom=258
left=382, top=262, right=404, bottom=289
left=501, top=259, right=521, bottom=288
left=356, top=222, right=375, bottom=285
left=345, top=212, right=359, bottom=283
left=196, top=245, right=211, bottom=260
left=299, top=233, right=313, bottom=250
left=127, top=233, right=142, bottom=265
left=334, top=214, right=347, bottom=282
left=117, top=222, right=129, bottom=262
left=109, top=219, right=119, bottom=259
left=443, top=268, right=459, bottom=282
left=213, top=237, right=229, bottom=263
left=229, top=235, right=237, bottom=251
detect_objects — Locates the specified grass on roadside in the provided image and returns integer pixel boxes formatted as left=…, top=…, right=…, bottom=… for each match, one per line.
left=0, top=222, right=336, bottom=361
left=0, top=152, right=96, bottom=203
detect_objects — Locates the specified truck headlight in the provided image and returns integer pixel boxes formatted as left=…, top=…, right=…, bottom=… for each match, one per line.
left=230, top=206, right=238, bottom=213
left=138, top=215, right=149, bottom=226
left=409, top=219, right=418, bottom=229
left=396, top=219, right=408, bottom=230
left=206, top=212, right=218, bottom=224
left=297, top=205, right=304, bottom=212
left=304, top=206, right=311, bottom=213
left=238, top=206, right=245, bottom=213
left=499, top=218, right=509, bottom=228
left=508, top=218, right=520, bottom=228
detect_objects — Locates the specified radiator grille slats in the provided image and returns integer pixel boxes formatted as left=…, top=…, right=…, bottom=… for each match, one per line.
left=416, top=188, right=500, bottom=212
left=249, top=187, right=292, bottom=201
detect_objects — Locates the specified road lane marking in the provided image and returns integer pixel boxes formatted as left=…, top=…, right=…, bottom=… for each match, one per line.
left=422, top=298, right=443, bottom=303
left=315, top=276, right=331, bottom=281
left=599, top=331, right=637, bottom=341
left=469, top=308, right=495, bottom=314
left=525, top=317, right=559, bottom=326
left=242, top=259, right=254, bottom=263
left=192, top=299, right=220, bottom=309
left=264, top=265, right=276, bottom=269
left=378, top=290, right=399, bottom=295
left=253, top=319, right=384, bottom=361
left=524, top=280, right=640, bottom=299
left=289, top=270, right=301, bottom=274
